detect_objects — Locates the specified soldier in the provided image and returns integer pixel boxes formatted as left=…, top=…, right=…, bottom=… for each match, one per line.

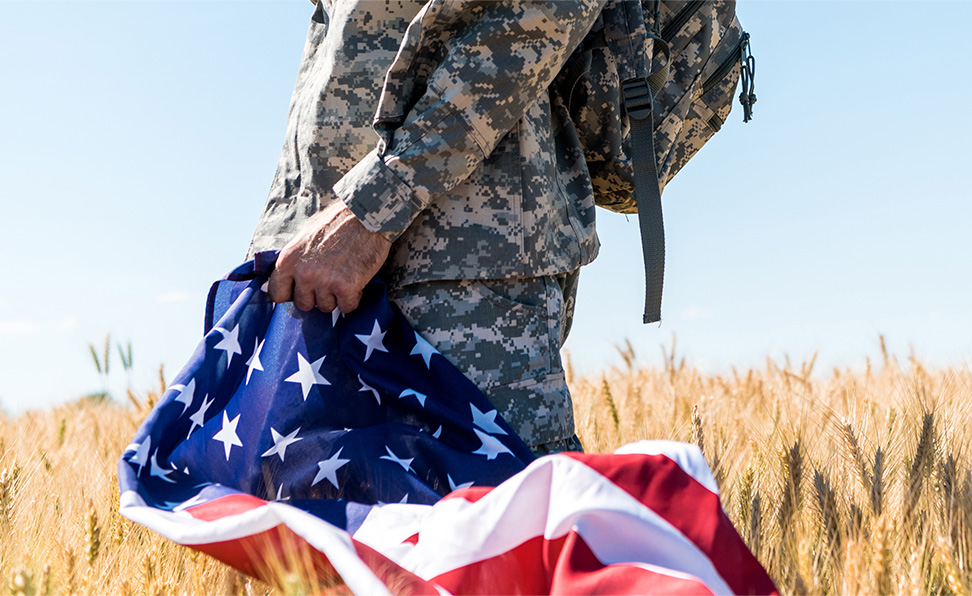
left=249, top=0, right=605, bottom=455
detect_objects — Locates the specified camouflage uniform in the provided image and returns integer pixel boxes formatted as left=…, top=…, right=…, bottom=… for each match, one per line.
left=248, top=0, right=604, bottom=451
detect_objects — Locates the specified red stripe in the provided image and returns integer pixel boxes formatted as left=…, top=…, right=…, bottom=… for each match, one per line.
left=352, top=541, right=440, bottom=596
left=176, top=455, right=776, bottom=595
left=551, top=531, right=715, bottom=596
left=192, top=525, right=341, bottom=587
left=180, top=495, right=438, bottom=595
left=564, top=453, right=778, bottom=596
left=432, top=534, right=566, bottom=595
left=440, top=486, right=493, bottom=503
left=431, top=530, right=716, bottom=595
left=184, top=493, right=267, bottom=521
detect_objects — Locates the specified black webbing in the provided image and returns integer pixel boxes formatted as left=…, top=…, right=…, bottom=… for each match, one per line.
left=611, top=0, right=669, bottom=325
left=629, top=115, right=664, bottom=324
left=621, top=79, right=664, bottom=324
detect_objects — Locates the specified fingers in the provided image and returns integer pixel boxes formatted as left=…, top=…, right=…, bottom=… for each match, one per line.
left=316, top=290, right=338, bottom=313
left=273, top=257, right=347, bottom=313
left=267, top=205, right=390, bottom=313
left=335, top=286, right=364, bottom=315
left=267, top=268, right=294, bottom=304
left=292, top=276, right=360, bottom=314
left=292, top=279, right=317, bottom=312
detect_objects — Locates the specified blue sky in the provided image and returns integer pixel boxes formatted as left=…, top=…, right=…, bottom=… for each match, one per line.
left=1, top=1, right=970, bottom=412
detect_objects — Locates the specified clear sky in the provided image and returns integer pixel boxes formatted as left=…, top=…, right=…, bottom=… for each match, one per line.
left=1, top=1, right=970, bottom=413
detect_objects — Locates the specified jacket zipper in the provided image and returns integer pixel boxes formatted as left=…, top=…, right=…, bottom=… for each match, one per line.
left=661, top=0, right=705, bottom=42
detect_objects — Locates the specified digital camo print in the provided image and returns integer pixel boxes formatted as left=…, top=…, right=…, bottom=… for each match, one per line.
left=555, top=0, right=745, bottom=213
left=389, top=271, right=581, bottom=450
left=248, top=0, right=607, bottom=287
left=245, top=0, right=610, bottom=454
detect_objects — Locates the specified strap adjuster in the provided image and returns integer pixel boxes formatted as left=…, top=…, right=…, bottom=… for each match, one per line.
left=621, top=78, right=654, bottom=121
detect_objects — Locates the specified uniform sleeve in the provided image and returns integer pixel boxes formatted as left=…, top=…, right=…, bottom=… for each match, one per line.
left=333, top=0, right=606, bottom=241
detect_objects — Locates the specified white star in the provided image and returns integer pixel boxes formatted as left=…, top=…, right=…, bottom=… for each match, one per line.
left=274, top=484, right=291, bottom=502
left=213, top=325, right=242, bottom=368
left=130, top=436, right=151, bottom=477
left=470, top=403, right=507, bottom=435
left=150, top=450, right=176, bottom=484
left=169, top=379, right=196, bottom=416
left=377, top=493, right=410, bottom=506
left=398, top=388, right=427, bottom=407
left=212, top=411, right=243, bottom=461
left=187, top=394, right=214, bottom=439
left=355, top=320, right=388, bottom=362
left=447, top=473, right=474, bottom=492
left=432, top=426, right=442, bottom=439
left=245, top=338, right=265, bottom=384
left=379, top=446, right=414, bottom=473
left=260, top=280, right=270, bottom=293
left=471, top=429, right=513, bottom=460
left=261, top=427, right=303, bottom=463
left=331, top=309, right=342, bottom=328
left=358, top=375, right=381, bottom=405
left=409, top=332, right=439, bottom=368
left=285, top=352, right=330, bottom=400
left=312, top=447, right=350, bottom=489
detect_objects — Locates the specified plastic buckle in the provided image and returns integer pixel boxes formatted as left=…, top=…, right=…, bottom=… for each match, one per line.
left=621, top=78, right=653, bottom=121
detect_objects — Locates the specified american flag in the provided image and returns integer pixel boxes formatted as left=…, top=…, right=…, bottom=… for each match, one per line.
left=118, top=252, right=778, bottom=595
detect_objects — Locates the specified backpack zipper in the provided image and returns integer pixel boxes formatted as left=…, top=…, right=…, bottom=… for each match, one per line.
left=661, top=0, right=705, bottom=42
left=699, top=43, right=742, bottom=97
left=700, top=32, right=756, bottom=128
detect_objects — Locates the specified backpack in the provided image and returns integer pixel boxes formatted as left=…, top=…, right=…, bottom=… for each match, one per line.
left=553, top=0, right=756, bottom=323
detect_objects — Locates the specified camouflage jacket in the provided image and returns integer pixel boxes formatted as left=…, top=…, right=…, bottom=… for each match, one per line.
left=248, top=0, right=605, bottom=287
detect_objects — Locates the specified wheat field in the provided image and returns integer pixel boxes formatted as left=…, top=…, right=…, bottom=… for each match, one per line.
left=1, top=341, right=970, bottom=595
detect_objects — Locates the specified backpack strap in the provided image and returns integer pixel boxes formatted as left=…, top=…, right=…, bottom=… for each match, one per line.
left=623, top=80, right=665, bottom=324
left=603, top=0, right=670, bottom=324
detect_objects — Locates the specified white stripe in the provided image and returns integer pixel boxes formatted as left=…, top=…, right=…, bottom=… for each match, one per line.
left=353, top=450, right=732, bottom=594
left=120, top=497, right=392, bottom=596
left=627, top=561, right=714, bottom=586
left=614, top=440, right=720, bottom=494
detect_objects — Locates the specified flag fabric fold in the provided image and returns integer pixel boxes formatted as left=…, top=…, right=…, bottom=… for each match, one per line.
left=118, top=253, right=778, bottom=595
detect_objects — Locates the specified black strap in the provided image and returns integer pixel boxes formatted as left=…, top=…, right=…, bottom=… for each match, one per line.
left=621, top=79, right=664, bottom=324
left=606, top=0, right=669, bottom=324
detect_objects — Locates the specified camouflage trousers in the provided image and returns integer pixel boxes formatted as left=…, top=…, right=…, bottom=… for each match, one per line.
left=389, top=272, right=583, bottom=455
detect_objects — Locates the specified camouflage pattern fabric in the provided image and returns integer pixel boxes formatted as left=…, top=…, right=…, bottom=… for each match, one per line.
left=248, top=0, right=606, bottom=287
left=247, top=0, right=607, bottom=449
left=531, top=434, right=584, bottom=457
left=558, top=0, right=746, bottom=213
left=389, top=271, right=580, bottom=450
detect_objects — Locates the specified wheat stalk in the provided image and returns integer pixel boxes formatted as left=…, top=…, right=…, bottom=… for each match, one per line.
left=8, top=568, right=32, bottom=596
left=840, top=418, right=872, bottom=497
left=813, top=468, right=841, bottom=552
left=906, top=412, right=936, bottom=518
left=692, top=405, right=705, bottom=456
left=870, top=514, right=891, bottom=595
left=778, top=440, right=803, bottom=530
left=601, top=377, right=620, bottom=439
left=937, top=535, right=967, bottom=596
left=85, top=500, right=101, bottom=567
left=1, top=343, right=970, bottom=593
left=871, top=446, right=885, bottom=516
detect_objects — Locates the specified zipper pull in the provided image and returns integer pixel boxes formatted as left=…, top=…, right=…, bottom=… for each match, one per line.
left=739, top=32, right=757, bottom=122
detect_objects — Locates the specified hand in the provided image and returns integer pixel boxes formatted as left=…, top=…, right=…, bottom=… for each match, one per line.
left=268, top=201, right=392, bottom=313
